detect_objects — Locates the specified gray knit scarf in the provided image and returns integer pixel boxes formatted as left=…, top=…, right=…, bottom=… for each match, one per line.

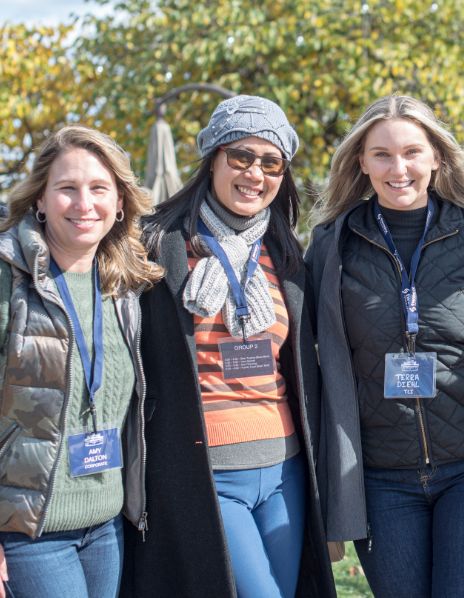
left=183, top=195, right=275, bottom=338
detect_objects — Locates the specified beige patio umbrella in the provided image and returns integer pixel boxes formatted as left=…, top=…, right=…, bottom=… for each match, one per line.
left=144, top=117, right=182, bottom=206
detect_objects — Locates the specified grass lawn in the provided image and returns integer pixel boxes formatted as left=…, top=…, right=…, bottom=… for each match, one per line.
left=332, top=542, right=373, bottom=597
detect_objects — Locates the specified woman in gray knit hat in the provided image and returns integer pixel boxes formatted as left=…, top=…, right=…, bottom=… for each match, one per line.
left=121, top=95, right=336, bottom=598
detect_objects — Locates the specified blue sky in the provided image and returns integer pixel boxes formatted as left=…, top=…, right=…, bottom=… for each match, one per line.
left=1, top=0, right=108, bottom=25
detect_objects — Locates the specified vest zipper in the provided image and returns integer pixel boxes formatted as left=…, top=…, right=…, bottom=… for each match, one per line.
left=421, top=230, right=459, bottom=249
left=418, top=228, right=458, bottom=465
left=134, top=285, right=148, bottom=539
left=415, top=399, right=430, bottom=464
left=352, top=226, right=458, bottom=468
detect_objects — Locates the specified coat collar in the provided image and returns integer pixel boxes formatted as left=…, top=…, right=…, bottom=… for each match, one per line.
left=0, top=213, right=49, bottom=278
left=158, top=225, right=189, bottom=304
left=0, top=213, right=63, bottom=306
left=158, top=226, right=195, bottom=350
left=341, top=193, right=464, bottom=252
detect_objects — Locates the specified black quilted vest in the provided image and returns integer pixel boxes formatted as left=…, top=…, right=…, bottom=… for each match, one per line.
left=341, top=196, right=464, bottom=468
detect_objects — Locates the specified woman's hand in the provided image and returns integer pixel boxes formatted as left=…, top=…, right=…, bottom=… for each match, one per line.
left=0, top=544, right=8, bottom=598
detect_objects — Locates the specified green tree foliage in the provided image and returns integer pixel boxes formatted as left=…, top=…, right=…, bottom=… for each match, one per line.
left=2, top=0, right=464, bottom=206
left=0, top=23, right=99, bottom=190
left=74, top=0, right=464, bottom=191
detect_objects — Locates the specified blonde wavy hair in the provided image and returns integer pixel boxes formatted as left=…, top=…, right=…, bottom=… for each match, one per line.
left=1, top=125, right=163, bottom=295
left=313, top=95, right=464, bottom=225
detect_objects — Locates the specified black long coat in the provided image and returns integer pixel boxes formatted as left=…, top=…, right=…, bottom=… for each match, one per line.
left=121, top=223, right=336, bottom=598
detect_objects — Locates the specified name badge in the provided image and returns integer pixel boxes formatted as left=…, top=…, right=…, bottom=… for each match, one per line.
left=218, top=335, right=275, bottom=379
left=384, top=352, right=437, bottom=399
left=68, top=428, right=123, bottom=477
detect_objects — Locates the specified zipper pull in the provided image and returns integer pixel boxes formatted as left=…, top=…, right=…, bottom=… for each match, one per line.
left=367, top=523, right=373, bottom=553
left=138, top=511, right=148, bottom=542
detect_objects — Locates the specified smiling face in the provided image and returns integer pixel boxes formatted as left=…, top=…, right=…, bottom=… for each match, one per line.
left=37, top=147, right=122, bottom=272
left=211, top=136, right=284, bottom=217
left=359, top=118, right=439, bottom=211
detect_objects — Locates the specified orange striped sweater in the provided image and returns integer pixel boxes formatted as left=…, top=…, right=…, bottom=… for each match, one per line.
left=187, top=242, right=295, bottom=447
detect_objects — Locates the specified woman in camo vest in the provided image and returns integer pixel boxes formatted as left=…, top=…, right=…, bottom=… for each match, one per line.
left=0, top=126, right=162, bottom=598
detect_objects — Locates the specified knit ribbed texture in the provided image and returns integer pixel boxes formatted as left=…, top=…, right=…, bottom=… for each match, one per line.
left=379, top=205, right=428, bottom=272
left=44, top=269, right=135, bottom=532
left=183, top=199, right=275, bottom=338
left=197, top=95, right=299, bottom=160
left=206, top=191, right=267, bottom=232
left=206, top=402, right=295, bottom=446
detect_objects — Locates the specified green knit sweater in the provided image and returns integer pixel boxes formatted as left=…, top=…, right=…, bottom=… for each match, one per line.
left=41, top=269, right=136, bottom=532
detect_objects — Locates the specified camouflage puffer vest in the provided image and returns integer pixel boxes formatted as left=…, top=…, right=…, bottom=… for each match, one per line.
left=0, top=214, right=146, bottom=538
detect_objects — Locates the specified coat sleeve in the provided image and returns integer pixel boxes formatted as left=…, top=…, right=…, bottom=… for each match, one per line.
left=304, top=223, right=335, bottom=337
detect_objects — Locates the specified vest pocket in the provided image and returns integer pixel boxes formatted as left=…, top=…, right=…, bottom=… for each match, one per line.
left=0, top=420, right=21, bottom=461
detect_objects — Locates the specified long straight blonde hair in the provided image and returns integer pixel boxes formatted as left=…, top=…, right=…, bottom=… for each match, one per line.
left=313, top=95, right=464, bottom=225
left=1, top=125, right=163, bottom=295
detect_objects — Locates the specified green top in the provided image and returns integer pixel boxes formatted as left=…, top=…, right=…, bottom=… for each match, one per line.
left=42, top=268, right=135, bottom=532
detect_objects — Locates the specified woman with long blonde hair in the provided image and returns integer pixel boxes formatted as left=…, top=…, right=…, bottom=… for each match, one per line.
left=307, top=95, right=464, bottom=597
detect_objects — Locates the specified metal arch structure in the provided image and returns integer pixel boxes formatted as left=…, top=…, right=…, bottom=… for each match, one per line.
left=153, top=83, right=236, bottom=118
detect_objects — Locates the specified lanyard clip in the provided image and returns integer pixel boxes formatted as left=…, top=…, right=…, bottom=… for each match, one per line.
left=236, top=306, right=250, bottom=343
left=405, top=332, right=416, bottom=355
left=89, top=402, right=98, bottom=434
left=238, top=314, right=250, bottom=343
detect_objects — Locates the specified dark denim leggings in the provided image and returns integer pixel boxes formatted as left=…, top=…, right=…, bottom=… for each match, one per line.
left=355, top=461, right=464, bottom=598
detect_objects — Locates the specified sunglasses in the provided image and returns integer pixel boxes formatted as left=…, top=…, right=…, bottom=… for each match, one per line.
left=219, top=147, right=290, bottom=177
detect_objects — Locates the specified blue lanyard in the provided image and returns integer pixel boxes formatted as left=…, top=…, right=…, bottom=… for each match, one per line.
left=373, top=198, right=434, bottom=353
left=50, top=258, right=104, bottom=433
left=197, top=218, right=262, bottom=341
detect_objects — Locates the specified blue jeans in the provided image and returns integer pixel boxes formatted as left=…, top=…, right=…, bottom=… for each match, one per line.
left=213, top=453, right=306, bottom=598
left=354, top=461, right=464, bottom=598
left=0, top=515, right=123, bottom=598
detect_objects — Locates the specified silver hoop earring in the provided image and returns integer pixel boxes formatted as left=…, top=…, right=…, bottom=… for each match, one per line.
left=35, top=211, right=46, bottom=223
left=115, top=209, right=124, bottom=222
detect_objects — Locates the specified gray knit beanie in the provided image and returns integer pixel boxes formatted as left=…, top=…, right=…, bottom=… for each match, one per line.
left=197, top=95, right=299, bottom=160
